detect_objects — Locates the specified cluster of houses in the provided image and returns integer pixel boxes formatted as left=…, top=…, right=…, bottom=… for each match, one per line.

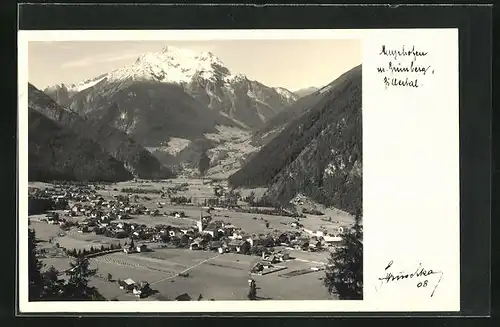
left=68, top=198, right=148, bottom=220
left=117, top=278, right=153, bottom=298
left=32, top=182, right=348, bottom=263
left=42, top=203, right=346, bottom=260
left=43, top=212, right=69, bottom=225
left=29, top=183, right=99, bottom=202
left=186, top=213, right=346, bottom=255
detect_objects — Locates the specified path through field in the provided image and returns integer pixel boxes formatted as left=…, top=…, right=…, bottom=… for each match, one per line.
left=150, top=253, right=222, bottom=285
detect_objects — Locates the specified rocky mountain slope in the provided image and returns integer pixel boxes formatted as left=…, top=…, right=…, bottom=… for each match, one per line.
left=43, top=74, right=107, bottom=107
left=28, top=107, right=132, bottom=182
left=70, top=80, right=234, bottom=146
left=48, top=46, right=297, bottom=143
left=28, top=83, right=174, bottom=179
left=228, top=65, right=362, bottom=215
left=294, top=86, right=319, bottom=98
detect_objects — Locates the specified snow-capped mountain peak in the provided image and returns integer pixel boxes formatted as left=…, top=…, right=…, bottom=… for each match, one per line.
left=46, top=45, right=301, bottom=133
left=108, top=46, right=235, bottom=84
left=44, top=74, right=107, bottom=94
left=45, top=46, right=244, bottom=93
left=273, top=87, right=299, bottom=102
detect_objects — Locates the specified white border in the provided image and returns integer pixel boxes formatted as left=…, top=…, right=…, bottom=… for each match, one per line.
left=19, top=29, right=460, bottom=313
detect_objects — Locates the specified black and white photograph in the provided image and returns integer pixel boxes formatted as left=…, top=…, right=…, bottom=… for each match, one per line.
left=25, top=38, right=363, bottom=303
left=16, top=1, right=493, bottom=316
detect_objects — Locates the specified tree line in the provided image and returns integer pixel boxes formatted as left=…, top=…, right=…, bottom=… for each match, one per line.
left=121, top=187, right=162, bottom=194
left=65, top=243, right=123, bottom=258
left=29, top=228, right=105, bottom=301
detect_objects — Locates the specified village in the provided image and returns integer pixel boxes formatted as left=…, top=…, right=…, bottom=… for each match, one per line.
left=28, top=179, right=354, bottom=301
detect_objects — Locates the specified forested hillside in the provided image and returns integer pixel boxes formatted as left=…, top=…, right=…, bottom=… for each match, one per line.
left=229, top=65, right=362, bottom=215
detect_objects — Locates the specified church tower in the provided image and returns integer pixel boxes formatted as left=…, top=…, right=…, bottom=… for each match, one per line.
left=197, top=209, right=203, bottom=232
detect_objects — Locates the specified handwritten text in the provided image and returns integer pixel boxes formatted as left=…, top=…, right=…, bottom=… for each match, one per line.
left=377, top=260, right=444, bottom=297
left=376, top=45, right=435, bottom=90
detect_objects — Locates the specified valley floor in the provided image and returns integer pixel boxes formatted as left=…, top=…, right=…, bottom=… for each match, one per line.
left=29, top=178, right=354, bottom=301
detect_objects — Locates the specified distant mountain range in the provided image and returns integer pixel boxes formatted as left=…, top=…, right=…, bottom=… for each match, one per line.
left=28, top=83, right=174, bottom=181
left=294, top=86, right=319, bottom=98
left=229, top=65, right=362, bottom=215
left=44, top=46, right=298, bottom=141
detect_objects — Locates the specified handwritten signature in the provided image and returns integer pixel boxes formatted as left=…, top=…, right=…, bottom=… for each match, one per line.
left=377, top=260, right=444, bottom=297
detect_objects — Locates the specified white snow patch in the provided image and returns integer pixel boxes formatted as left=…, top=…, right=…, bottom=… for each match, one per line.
left=106, top=46, right=239, bottom=85
left=324, top=162, right=337, bottom=176
left=73, top=76, right=106, bottom=92
left=56, top=46, right=250, bottom=93
left=45, top=75, right=107, bottom=93
left=273, top=87, right=298, bottom=102
left=246, top=89, right=256, bottom=99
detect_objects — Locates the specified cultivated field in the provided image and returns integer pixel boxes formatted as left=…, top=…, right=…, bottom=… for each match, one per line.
left=85, top=249, right=333, bottom=301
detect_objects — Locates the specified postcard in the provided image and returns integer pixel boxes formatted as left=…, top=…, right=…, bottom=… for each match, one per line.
left=18, top=28, right=459, bottom=313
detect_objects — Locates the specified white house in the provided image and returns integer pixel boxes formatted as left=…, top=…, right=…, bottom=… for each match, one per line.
left=323, top=235, right=343, bottom=244
left=315, top=230, right=326, bottom=238
left=121, top=278, right=136, bottom=290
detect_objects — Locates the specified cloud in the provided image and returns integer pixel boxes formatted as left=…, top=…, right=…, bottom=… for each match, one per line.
left=60, top=52, right=141, bottom=68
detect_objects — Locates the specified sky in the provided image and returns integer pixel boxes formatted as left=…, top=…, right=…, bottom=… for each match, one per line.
left=28, top=39, right=361, bottom=91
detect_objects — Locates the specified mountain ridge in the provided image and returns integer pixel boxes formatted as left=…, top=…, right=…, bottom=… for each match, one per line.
left=46, top=46, right=298, bottom=132
left=229, top=65, right=362, bottom=215
left=28, top=83, right=174, bottom=179
left=252, top=66, right=362, bottom=146
left=28, top=107, right=133, bottom=182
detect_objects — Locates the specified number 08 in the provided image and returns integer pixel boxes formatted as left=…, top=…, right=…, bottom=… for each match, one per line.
left=417, top=280, right=428, bottom=288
